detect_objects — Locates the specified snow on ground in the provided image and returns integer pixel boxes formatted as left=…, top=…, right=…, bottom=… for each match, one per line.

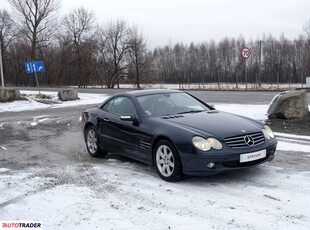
left=1, top=91, right=309, bottom=153
left=216, top=104, right=269, bottom=121
left=1, top=90, right=310, bottom=229
left=96, top=83, right=304, bottom=91
left=0, top=163, right=309, bottom=230
left=277, top=141, right=310, bottom=153
left=0, top=91, right=109, bottom=112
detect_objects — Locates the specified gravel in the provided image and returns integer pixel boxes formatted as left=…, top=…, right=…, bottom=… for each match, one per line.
left=266, top=114, right=310, bottom=136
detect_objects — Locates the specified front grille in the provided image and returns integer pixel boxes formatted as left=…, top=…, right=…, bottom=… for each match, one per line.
left=224, top=132, right=265, bottom=149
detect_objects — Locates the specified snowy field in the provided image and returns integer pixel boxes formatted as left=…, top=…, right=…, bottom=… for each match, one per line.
left=0, top=91, right=108, bottom=113
left=1, top=90, right=310, bottom=230
left=87, top=83, right=305, bottom=91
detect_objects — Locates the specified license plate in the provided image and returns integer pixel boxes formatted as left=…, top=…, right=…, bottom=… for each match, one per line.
left=240, top=149, right=267, bottom=163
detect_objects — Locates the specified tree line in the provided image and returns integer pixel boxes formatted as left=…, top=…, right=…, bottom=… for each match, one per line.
left=1, top=0, right=310, bottom=89
left=153, top=35, right=310, bottom=89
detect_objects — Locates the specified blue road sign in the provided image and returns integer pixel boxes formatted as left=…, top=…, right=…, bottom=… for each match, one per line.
left=25, top=62, right=33, bottom=74
left=25, top=61, right=45, bottom=74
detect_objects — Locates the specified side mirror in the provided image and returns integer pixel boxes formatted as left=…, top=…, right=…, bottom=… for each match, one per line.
left=120, top=115, right=140, bottom=126
left=209, top=104, right=215, bottom=109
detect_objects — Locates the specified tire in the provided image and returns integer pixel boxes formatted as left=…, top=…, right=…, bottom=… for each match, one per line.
left=85, top=126, right=107, bottom=158
left=154, top=140, right=183, bottom=182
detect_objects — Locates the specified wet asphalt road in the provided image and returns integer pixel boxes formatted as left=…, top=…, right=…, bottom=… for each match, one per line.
left=16, top=87, right=286, bottom=104
left=1, top=90, right=310, bottom=230
left=0, top=92, right=309, bottom=172
left=0, top=88, right=309, bottom=173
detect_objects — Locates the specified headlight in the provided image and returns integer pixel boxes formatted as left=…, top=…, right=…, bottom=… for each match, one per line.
left=262, top=125, right=275, bottom=140
left=192, top=136, right=223, bottom=151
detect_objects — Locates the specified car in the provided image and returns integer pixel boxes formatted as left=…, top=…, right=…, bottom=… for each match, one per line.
left=81, top=89, right=277, bottom=182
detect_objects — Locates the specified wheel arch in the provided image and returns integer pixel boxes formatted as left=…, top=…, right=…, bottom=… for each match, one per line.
left=151, top=135, right=183, bottom=169
left=83, top=122, right=95, bottom=140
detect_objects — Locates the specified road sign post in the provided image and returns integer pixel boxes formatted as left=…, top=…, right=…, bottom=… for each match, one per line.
left=241, top=47, right=251, bottom=91
left=34, top=72, right=41, bottom=95
left=25, top=61, right=45, bottom=94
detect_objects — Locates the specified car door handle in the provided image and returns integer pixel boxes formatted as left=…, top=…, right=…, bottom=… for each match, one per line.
left=103, top=118, right=110, bottom=122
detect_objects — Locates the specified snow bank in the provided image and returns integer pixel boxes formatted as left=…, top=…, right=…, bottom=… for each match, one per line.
left=0, top=91, right=108, bottom=112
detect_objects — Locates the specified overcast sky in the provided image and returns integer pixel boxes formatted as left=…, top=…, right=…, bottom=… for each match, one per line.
left=2, top=0, right=310, bottom=48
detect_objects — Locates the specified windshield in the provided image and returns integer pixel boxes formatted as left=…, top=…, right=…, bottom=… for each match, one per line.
left=137, top=92, right=211, bottom=118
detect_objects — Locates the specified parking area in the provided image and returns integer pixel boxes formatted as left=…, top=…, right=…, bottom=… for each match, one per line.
left=0, top=105, right=310, bottom=229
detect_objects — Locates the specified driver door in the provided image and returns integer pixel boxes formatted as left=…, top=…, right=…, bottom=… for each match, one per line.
left=97, top=96, right=140, bottom=159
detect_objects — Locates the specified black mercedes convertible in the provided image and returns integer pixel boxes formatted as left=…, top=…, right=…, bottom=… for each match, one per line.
left=81, top=89, right=277, bottom=182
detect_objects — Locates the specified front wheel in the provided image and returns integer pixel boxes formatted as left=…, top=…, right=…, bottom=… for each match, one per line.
left=154, top=140, right=183, bottom=182
left=85, top=126, right=107, bottom=158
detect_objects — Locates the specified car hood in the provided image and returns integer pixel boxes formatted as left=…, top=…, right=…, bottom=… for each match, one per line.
left=162, top=110, right=263, bottom=139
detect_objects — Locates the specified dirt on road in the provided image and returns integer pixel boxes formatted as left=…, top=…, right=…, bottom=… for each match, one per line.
left=0, top=106, right=310, bottom=230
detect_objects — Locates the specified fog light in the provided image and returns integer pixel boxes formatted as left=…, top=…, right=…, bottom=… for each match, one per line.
left=207, top=162, right=215, bottom=169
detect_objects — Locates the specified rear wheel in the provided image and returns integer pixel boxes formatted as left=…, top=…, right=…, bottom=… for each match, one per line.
left=85, top=126, right=107, bottom=158
left=154, top=140, right=183, bottom=182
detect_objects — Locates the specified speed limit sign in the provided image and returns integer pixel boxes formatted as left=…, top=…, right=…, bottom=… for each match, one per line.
left=241, top=47, right=251, bottom=59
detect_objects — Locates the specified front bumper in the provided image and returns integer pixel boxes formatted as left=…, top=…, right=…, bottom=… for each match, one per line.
left=181, top=143, right=277, bottom=176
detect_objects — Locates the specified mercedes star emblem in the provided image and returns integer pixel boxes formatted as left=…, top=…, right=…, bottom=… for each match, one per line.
left=244, top=135, right=255, bottom=146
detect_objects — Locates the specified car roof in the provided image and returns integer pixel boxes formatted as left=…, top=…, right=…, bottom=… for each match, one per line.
left=126, top=89, right=182, bottom=97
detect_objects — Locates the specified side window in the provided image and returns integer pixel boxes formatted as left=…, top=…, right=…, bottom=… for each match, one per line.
left=115, top=97, right=137, bottom=116
left=110, top=97, right=123, bottom=114
left=102, top=97, right=137, bottom=116
left=102, top=99, right=114, bottom=112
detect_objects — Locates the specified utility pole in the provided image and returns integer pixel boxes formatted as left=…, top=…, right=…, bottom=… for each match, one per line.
left=258, top=40, right=262, bottom=88
left=301, top=68, right=304, bottom=88
left=0, top=41, right=4, bottom=88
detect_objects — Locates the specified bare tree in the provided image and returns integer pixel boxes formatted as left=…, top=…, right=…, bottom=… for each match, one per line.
left=173, top=43, right=186, bottom=88
left=0, top=10, right=17, bottom=53
left=62, top=7, right=96, bottom=47
left=61, top=7, right=97, bottom=87
left=197, top=42, right=209, bottom=87
left=9, top=0, right=60, bottom=60
left=303, top=19, right=310, bottom=77
left=303, top=18, right=310, bottom=39
left=0, top=9, right=18, bottom=78
left=98, top=20, right=130, bottom=88
left=128, top=25, right=148, bottom=89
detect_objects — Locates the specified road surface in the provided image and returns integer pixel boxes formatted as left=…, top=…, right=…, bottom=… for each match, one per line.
left=0, top=92, right=309, bottom=229
left=16, top=87, right=290, bottom=104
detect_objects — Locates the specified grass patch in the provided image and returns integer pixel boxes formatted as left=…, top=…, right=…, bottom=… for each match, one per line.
left=35, top=94, right=52, bottom=100
left=0, top=97, right=28, bottom=103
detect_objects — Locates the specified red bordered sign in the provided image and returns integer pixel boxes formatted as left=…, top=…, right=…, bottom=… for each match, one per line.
left=241, top=47, right=251, bottom=59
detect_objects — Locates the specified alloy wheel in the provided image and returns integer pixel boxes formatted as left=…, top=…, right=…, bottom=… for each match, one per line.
left=87, top=129, right=98, bottom=154
left=156, top=145, right=175, bottom=177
